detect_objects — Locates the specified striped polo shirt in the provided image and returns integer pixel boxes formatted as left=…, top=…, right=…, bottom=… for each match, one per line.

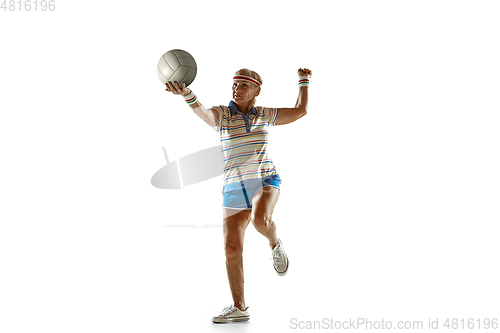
left=212, top=101, right=279, bottom=192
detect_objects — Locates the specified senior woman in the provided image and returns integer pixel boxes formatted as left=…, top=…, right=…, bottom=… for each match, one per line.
left=165, top=67, right=311, bottom=323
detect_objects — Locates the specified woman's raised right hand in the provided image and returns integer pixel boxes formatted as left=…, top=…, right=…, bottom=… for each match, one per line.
left=165, top=81, right=190, bottom=97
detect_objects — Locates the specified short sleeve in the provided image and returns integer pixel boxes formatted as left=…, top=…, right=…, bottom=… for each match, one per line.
left=269, top=107, right=279, bottom=126
left=260, top=107, right=279, bottom=126
left=211, top=106, right=224, bottom=132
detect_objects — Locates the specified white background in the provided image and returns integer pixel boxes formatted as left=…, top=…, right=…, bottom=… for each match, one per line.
left=1, top=0, right=499, bottom=332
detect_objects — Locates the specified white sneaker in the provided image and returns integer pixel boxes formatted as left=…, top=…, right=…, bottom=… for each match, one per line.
left=272, top=239, right=289, bottom=276
left=212, top=305, right=250, bottom=323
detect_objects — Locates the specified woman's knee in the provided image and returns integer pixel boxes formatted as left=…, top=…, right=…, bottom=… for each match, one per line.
left=224, top=241, right=243, bottom=261
left=252, top=214, right=272, bottom=233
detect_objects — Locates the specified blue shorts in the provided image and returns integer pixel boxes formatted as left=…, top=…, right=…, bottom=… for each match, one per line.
left=222, top=174, right=282, bottom=210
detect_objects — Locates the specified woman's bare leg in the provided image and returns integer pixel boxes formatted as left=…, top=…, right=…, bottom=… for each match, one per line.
left=223, top=209, right=251, bottom=311
left=251, top=186, right=280, bottom=248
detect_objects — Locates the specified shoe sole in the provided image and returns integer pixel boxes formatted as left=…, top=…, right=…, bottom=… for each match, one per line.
left=212, top=316, right=250, bottom=323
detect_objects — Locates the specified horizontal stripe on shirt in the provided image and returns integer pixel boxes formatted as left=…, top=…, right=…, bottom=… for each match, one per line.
left=212, top=102, right=279, bottom=191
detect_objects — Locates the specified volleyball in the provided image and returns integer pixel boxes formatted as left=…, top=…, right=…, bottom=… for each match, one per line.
left=157, top=49, right=197, bottom=87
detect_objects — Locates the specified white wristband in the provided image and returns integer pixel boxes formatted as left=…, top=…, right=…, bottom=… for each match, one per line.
left=183, top=90, right=197, bottom=104
left=298, top=76, right=310, bottom=87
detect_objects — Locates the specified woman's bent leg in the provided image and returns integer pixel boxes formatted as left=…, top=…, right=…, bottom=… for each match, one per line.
left=251, top=186, right=280, bottom=248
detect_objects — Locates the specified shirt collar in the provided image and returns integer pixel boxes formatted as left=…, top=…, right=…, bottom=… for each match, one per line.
left=229, top=101, right=258, bottom=116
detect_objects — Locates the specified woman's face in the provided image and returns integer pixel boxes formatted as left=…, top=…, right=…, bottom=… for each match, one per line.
left=232, top=80, right=260, bottom=104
